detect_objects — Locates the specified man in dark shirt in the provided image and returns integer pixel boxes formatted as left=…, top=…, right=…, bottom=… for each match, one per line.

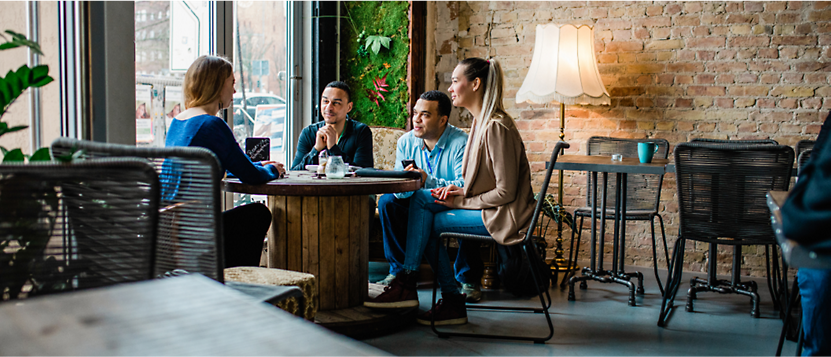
left=291, top=81, right=374, bottom=170
left=781, top=112, right=831, bottom=356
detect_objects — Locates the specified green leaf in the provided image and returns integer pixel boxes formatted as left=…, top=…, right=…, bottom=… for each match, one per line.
left=1, top=30, right=43, bottom=55
left=29, top=147, right=51, bottom=162
left=15, top=65, right=31, bottom=87
left=365, top=35, right=392, bottom=55
left=5, top=69, right=23, bottom=102
left=2, top=148, right=25, bottom=162
left=29, top=65, right=52, bottom=87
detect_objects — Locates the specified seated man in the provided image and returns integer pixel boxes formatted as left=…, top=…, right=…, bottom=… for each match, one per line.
left=291, top=81, right=373, bottom=170
left=364, top=90, right=483, bottom=308
left=781, top=112, right=831, bottom=356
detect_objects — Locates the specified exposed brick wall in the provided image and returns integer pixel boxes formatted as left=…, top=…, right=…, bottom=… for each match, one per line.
left=432, top=1, right=827, bottom=277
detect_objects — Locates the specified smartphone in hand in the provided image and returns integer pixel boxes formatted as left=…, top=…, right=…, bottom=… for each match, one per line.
left=401, top=159, right=417, bottom=170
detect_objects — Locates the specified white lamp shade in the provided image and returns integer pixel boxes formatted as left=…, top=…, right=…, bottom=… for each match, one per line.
left=517, top=24, right=610, bottom=106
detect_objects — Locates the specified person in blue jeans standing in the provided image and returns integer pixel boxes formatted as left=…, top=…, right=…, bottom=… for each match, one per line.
left=782, top=112, right=831, bottom=356
left=366, top=90, right=484, bottom=305
left=166, top=55, right=286, bottom=268
left=365, top=58, right=537, bottom=326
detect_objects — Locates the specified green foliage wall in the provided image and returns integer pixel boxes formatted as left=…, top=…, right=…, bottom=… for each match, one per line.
left=341, top=2, right=409, bottom=128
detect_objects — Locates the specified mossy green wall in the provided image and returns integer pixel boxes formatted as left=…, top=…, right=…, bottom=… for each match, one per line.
left=341, top=2, right=410, bottom=128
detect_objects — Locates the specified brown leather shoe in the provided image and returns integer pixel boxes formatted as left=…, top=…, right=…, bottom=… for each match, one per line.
left=416, top=292, right=467, bottom=326
left=364, top=271, right=418, bottom=309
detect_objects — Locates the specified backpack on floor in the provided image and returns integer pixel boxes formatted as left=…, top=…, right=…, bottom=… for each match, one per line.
left=495, top=240, right=551, bottom=297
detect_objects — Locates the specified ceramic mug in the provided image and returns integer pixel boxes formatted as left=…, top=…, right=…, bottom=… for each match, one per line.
left=638, top=142, right=658, bottom=163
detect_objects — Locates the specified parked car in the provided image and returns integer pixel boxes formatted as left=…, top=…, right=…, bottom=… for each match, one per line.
left=232, top=93, right=287, bottom=158
left=232, top=93, right=285, bottom=126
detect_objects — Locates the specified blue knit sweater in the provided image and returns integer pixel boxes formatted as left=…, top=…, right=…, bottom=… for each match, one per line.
left=165, top=114, right=281, bottom=184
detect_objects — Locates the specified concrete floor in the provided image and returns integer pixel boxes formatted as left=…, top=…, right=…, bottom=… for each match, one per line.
left=358, top=261, right=799, bottom=356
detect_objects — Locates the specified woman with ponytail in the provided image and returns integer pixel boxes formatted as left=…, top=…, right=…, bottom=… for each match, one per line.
left=365, top=58, right=535, bottom=326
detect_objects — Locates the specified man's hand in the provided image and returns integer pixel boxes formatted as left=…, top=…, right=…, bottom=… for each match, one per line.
left=313, top=129, right=328, bottom=152
left=431, top=184, right=463, bottom=208
left=404, top=163, right=428, bottom=188
left=319, top=124, right=339, bottom=149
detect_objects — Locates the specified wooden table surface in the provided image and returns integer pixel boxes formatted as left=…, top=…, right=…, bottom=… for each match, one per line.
left=224, top=170, right=422, bottom=196
left=554, top=155, right=670, bottom=175
left=0, top=275, right=387, bottom=356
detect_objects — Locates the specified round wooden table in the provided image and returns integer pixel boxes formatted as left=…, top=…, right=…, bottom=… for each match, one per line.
left=223, top=170, right=421, bottom=312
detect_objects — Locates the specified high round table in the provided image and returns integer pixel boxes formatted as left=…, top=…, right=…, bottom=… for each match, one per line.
left=223, top=170, right=421, bottom=312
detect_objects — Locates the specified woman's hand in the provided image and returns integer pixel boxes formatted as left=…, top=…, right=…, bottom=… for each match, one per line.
left=262, top=161, right=286, bottom=176
left=431, top=184, right=463, bottom=208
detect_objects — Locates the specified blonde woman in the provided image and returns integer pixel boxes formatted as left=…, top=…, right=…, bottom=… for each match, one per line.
left=165, top=55, right=286, bottom=267
left=365, top=58, right=535, bottom=326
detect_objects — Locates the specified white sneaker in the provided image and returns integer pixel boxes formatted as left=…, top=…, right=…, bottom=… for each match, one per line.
left=461, top=283, right=482, bottom=303
left=374, top=274, right=396, bottom=286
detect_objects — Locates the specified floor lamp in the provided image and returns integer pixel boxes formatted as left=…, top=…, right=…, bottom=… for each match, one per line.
left=516, top=24, right=610, bottom=274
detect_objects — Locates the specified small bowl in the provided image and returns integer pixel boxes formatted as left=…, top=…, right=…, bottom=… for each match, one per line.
left=305, top=165, right=319, bottom=172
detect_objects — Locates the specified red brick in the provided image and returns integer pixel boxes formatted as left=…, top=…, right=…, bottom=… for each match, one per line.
left=772, top=36, right=818, bottom=46
left=702, top=14, right=727, bottom=25
left=779, top=98, right=799, bottom=109
left=715, top=98, right=734, bottom=108
left=744, top=2, right=764, bottom=12
left=736, top=73, right=758, bottom=83
left=634, top=28, right=650, bottom=39
left=783, top=73, right=804, bottom=83
left=597, top=18, right=632, bottom=31
left=627, top=63, right=666, bottom=74
left=646, top=5, right=663, bottom=16
left=676, top=98, right=693, bottom=108
left=666, top=3, right=683, bottom=15
left=677, top=50, right=697, bottom=61
left=638, top=17, right=672, bottom=28
left=716, top=74, right=736, bottom=84
left=606, top=41, right=644, bottom=52
left=697, top=51, right=716, bottom=61
left=676, top=15, right=700, bottom=26
left=801, top=97, right=823, bottom=109
left=767, top=2, right=787, bottom=11
left=717, top=49, right=737, bottom=60
left=809, top=9, right=831, bottom=21
left=738, top=122, right=758, bottom=132
left=708, top=62, right=749, bottom=72
left=636, top=98, right=654, bottom=108
left=757, top=48, right=779, bottom=59
left=777, top=13, right=802, bottom=24
left=758, top=98, right=776, bottom=108
left=688, top=37, right=726, bottom=48
left=693, top=26, right=710, bottom=37
left=805, top=73, right=828, bottom=84
left=788, top=2, right=805, bottom=10
left=726, top=14, right=757, bottom=24
left=657, top=74, right=675, bottom=84
left=696, top=74, right=716, bottom=84
left=667, top=62, right=706, bottom=72
left=675, top=75, right=693, bottom=84
left=610, top=87, right=646, bottom=96
left=688, top=86, right=726, bottom=96
left=729, top=36, right=771, bottom=47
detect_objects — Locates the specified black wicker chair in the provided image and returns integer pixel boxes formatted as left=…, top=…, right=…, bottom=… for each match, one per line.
left=690, top=138, right=788, bottom=311
left=657, top=142, right=794, bottom=327
left=0, top=159, right=159, bottom=301
left=426, top=142, right=568, bottom=344
left=797, top=149, right=812, bottom=176
left=564, top=137, right=670, bottom=294
left=796, top=140, right=814, bottom=160
left=50, top=138, right=303, bottom=306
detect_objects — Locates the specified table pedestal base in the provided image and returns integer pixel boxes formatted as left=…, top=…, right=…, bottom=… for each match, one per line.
left=315, top=283, right=417, bottom=339
left=568, top=267, right=644, bottom=306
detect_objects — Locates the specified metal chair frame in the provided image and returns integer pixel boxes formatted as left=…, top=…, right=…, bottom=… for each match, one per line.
left=564, top=137, right=671, bottom=295
left=658, top=142, right=794, bottom=327
left=426, top=142, right=568, bottom=344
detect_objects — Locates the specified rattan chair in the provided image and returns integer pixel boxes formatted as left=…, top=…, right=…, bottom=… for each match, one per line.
left=52, top=138, right=225, bottom=281
left=797, top=149, right=812, bottom=176
left=565, top=137, right=670, bottom=294
left=50, top=138, right=304, bottom=310
left=0, top=159, right=159, bottom=301
left=426, top=142, right=568, bottom=344
left=657, top=142, right=794, bottom=327
left=796, top=140, right=815, bottom=160
left=690, top=138, right=787, bottom=311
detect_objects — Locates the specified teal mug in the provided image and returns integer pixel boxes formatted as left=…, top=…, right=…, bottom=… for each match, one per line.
left=638, top=142, right=658, bottom=163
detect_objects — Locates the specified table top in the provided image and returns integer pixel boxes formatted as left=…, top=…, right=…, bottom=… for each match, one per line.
left=0, top=275, right=387, bottom=356
left=554, top=155, right=670, bottom=175
left=224, top=170, right=422, bottom=196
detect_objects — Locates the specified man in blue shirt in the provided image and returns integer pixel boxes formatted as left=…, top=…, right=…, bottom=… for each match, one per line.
left=291, top=81, right=374, bottom=170
left=368, top=90, right=484, bottom=306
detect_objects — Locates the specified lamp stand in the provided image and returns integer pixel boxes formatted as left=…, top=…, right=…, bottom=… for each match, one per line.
left=550, top=102, right=579, bottom=278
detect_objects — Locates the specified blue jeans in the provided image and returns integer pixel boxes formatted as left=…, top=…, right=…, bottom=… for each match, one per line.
left=798, top=268, right=831, bottom=356
left=403, top=189, right=489, bottom=294
left=378, top=193, right=483, bottom=284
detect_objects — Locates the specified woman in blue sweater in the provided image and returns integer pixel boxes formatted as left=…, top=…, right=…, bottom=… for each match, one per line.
left=166, top=55, right=285, bottom=267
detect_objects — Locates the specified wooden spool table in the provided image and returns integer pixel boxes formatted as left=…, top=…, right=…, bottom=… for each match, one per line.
left=224, top=170, right=421, bottom=337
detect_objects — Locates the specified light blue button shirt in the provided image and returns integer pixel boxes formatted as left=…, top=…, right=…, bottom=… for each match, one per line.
left=394, top=124, right=468, bottom=199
